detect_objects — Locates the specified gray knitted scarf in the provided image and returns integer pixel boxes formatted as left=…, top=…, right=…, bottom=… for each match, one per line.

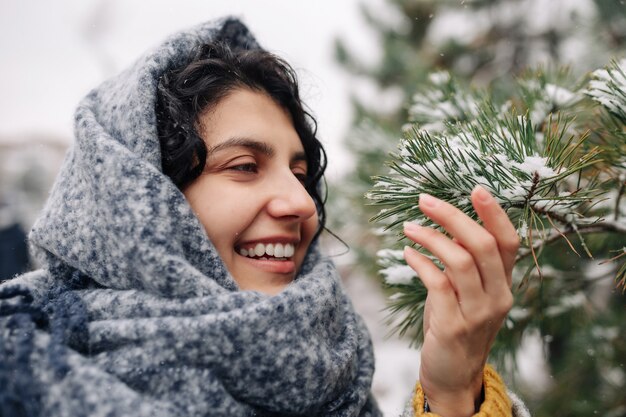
left=0, top=18, right=379, bottom=417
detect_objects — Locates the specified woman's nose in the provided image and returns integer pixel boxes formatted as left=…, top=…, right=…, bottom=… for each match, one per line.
left=266, top=173, right=317, bottom=221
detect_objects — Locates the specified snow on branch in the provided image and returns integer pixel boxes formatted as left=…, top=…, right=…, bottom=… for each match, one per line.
left=367, top=61, right=626, bottom=348
left=587, top=58, right=626, bottom=124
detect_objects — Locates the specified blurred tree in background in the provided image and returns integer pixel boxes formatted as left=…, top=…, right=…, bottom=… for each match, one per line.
left=332, top=1, right=626, bottom=415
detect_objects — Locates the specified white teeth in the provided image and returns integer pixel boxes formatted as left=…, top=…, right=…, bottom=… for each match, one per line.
left=274, top=243, right=284, bottom=257
left=239, top=242, right=296, bottom=258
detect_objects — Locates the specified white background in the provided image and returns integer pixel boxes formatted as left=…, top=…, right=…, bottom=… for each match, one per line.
left=0, top=0, right=389, bottom=179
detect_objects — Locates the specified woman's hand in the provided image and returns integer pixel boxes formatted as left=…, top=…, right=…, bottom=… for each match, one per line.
left=403, top=186, right=519, bottom=417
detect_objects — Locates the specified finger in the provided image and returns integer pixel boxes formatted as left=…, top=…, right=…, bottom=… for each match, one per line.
left=404, top=222, right=483, bottom=301
left=403, top=245, right=461, bottom=325
left=418, top=193, right=508, bottom=293
left=423, top=296, right=432, bottom=335
left=471, top=186, right=520, bottom=284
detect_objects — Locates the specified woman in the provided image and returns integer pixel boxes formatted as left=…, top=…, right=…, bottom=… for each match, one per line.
left=0, top=18, right=529, bottom=416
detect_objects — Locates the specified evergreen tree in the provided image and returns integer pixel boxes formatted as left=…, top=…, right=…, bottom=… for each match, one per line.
left=333, top=1, right=626, bottom=415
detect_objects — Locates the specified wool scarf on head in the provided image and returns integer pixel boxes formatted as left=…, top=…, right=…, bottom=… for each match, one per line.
left=0, top=17, right=380, bottom=417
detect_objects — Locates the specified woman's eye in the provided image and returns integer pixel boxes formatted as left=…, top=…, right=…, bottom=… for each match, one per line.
left=229, top=163, right=258, bottom=173
left=294, top=172, right=308, bottom=184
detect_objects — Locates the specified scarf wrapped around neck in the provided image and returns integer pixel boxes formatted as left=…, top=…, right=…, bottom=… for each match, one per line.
left=0, top=18, right=380, bottom=417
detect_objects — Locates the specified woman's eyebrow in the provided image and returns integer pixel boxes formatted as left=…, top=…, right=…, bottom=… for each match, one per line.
left=207, top=137, right=274, bottom=157
left=207, top=136, right=307, bottom=165
left=292, top=151, right=307, bottom=164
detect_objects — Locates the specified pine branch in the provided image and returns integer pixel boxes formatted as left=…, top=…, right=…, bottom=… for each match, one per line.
left=515, top=218, right=626, bottom=262
left=587, top=58, right=626, bottom=124
left=369, top=59, right=626, bottom=351
left=615, top=177, right=626, bottom=221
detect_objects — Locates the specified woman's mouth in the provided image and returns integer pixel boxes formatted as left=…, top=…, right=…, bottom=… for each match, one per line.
left=236, top=242, right=295, bottom=261
left=235, top=242, right=297, bottom=275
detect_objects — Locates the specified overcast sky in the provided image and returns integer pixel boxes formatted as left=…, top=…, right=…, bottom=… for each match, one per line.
left=0, top=0, right=388, bottom=179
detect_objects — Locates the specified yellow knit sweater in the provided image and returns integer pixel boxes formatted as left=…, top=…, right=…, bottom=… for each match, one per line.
left=412, top=365, right=512, bottom=417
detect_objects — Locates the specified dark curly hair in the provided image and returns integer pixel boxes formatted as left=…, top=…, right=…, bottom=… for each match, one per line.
left=156, top=42, right=327, bottom=237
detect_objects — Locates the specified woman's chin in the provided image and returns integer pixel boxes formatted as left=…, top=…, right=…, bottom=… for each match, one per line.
left=232, top=261, right=296, bottom=295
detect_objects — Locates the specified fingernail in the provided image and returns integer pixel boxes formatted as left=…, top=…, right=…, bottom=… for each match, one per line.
left=419, top=193, right=438, bottom=208
left=473, top=185, right=491, bottom=203
left=403, top=221, right=421, bottom=232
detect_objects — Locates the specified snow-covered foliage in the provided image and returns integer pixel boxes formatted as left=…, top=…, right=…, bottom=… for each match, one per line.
left=368, top=72, right=597, bottom=234
left=368, top=61, right=626, bottom=358
left=587, top=58, right=626, bottom=123
left=334, top=1, right=626, bottom=413
left=380, top=264, right=416, bottom=285
left=406, top=70, right=480, bottom=132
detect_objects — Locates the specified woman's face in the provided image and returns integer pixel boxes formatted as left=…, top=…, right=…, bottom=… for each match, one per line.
left=183, top=88, right=319, bottom=295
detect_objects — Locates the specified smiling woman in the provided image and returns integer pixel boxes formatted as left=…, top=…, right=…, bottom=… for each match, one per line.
left=0, top=17, right=529, bottom=417
left=183, top=90, right=319, bottom=294
left=155, top=40, right=326, bottom=295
